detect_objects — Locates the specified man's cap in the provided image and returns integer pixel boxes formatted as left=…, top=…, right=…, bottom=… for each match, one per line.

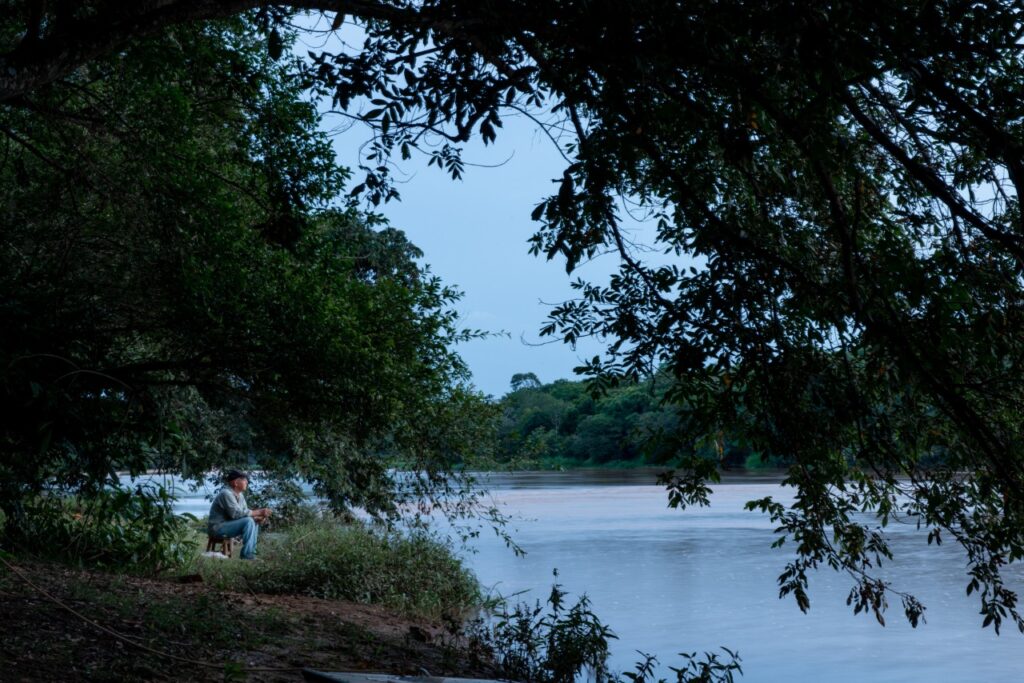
left=224, top=469, right=249, bottom=482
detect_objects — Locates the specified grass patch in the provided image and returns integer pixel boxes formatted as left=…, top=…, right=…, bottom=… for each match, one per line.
left=138, top=592, right=288, bottom=647
left=0, top=559, right=496, bottom=682
left=199, top=519, right=480, bottom=619
left=0, top=561, right=297, bottom=681
left=55, top=569, right=292, bottom=649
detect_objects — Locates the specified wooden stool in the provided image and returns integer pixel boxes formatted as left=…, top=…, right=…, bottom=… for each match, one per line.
left=206, top=535, right=234, bottom=558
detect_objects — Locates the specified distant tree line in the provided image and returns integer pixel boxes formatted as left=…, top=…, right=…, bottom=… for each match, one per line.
left=492, top=372, right=785, bottom=470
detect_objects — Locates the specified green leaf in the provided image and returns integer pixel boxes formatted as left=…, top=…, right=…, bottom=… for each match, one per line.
left=267, top=29, right=283, bottom=60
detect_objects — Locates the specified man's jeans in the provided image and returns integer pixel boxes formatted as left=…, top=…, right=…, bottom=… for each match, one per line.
left=214, top=516, right=259, bottom=559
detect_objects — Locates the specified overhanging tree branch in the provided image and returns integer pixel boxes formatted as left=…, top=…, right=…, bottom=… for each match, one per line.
left=0, top=0, right=430, bottom=103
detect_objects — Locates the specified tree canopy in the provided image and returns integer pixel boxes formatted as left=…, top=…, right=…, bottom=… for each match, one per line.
left=3, top=0, right=1024, bottom=633
left=0, top=12, right=495, bottom=532
left=493, top=372, right=775, bottom=469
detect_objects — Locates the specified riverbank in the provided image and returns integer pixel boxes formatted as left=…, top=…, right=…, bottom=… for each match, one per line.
left=0, top=559, right=494, bottom=682
left=466, top=456, right=789, bottom=474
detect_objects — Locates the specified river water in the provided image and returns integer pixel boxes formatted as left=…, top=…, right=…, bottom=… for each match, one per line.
left=163, top=469, right=1024, bottom=681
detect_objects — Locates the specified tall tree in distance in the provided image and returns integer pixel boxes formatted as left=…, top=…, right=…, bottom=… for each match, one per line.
left=2, top=1, right=1024, bottom=632
left=510, top=372, right=543, bottom=392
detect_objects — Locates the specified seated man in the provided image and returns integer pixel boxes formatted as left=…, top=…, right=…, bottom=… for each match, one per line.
left=207, top=470, right=271, bottom=560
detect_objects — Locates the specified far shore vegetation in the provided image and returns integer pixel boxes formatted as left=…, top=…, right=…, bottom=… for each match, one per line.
left=483, top=372, right=789, bottom=472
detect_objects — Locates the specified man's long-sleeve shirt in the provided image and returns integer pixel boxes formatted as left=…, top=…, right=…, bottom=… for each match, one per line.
left=207, top=487, right=250, bottom=534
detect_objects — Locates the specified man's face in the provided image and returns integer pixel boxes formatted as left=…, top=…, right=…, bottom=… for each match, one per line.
left=231, top=477, right=248, bottom=492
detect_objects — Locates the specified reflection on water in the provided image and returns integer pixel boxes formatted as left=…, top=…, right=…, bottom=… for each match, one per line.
left=162, top=468, right=1024, bottom=682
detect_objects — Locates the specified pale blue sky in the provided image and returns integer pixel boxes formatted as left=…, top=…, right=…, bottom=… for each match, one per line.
left=297, top=16, right=663, bottom=398
left=328, top=113, right=617, bottom=398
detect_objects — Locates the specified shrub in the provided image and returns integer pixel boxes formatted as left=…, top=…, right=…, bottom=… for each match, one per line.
left=486, top=575, right=743, bottom=683
left=488, top=579, right=617, bottom=683
left=200, top=519, right=480, bottom=619
left=2, top=485, right=197, bottom=573
left=622, top=650, right=743, bottom=683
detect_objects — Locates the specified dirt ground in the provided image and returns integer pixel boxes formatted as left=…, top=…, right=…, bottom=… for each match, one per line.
left=0, top=560, right=495, bottom=682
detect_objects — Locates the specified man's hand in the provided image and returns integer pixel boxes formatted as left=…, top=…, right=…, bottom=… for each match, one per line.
left=251, top=507, right=273, bottom=524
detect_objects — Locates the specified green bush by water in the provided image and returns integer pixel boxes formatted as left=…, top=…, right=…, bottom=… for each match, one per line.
left=200, top=519, right=480, bottom=619
left=2, top=487, right=198, bottom=573
left=488, top=580, right=617, bottom=683
left=484, top=575, right=743, bottom=683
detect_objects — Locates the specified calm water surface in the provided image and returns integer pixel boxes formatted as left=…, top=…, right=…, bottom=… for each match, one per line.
left=162, top=469, right=1024, bottom=682
left=464, top=469, right=1024, bottom=683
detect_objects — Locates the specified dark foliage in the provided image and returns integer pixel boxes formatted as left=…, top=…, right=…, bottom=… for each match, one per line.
left=0, top=14, right=495, bottom=545
left=493, top=372, right=770, bottom=468
left=1, top=0, right=1023, bottom=633
left=486, top=575, right=741, bottom=683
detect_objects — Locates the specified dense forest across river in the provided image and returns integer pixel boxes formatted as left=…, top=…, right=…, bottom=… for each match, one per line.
left=490, top=372, right=787, bottom=470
